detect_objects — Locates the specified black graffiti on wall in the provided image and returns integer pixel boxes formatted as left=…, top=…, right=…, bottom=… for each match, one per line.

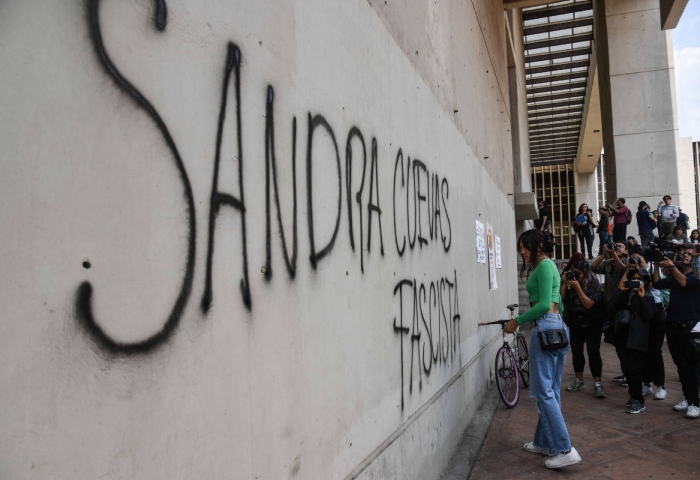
left=393, top=153, right=451, bottom=257
left=76, top=0, right=196, bottom=354
left=393, top=270, right=461, bottom=410
left=264, top=86, right=298, bottom=280
left=76, top=1, right=457, bottom=357
left=201, top=42, right=252, bottom=313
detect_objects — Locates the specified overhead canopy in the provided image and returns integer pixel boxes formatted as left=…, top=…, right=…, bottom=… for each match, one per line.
left=522, top=0, right=594, bottom=167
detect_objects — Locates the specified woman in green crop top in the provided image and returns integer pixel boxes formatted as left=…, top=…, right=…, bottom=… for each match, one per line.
left=505, top=230, right=581, bottom=469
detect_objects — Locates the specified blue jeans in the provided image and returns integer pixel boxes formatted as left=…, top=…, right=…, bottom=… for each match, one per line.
left=530, top=313, right=572, bottom=456
left=598, top=232, right=610, bottom=256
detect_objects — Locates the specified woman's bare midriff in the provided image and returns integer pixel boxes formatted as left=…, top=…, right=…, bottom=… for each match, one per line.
left=530, top=301, right=560, bottom=314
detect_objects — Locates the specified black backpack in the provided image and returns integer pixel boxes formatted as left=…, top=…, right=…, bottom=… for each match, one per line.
left=625, top=210, right=633, bottom=225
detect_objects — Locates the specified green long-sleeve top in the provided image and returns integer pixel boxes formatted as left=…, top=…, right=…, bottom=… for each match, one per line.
left=516, top=258, right=561, bottom=325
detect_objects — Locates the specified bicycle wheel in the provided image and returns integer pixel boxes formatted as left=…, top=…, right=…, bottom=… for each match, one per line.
left=516, top=333, right=530, bottom=387
left=495, top=346, right=520, bottom=408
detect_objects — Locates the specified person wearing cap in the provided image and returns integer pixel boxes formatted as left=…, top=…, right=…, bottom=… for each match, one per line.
left=652, top=246, right=700, bottom=419
left=636, top=201, right=657, bottom=247
left=613, top=267, right=657, bottom=413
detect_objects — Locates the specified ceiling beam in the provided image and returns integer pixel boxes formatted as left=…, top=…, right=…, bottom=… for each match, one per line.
left=523, top=17, right=593, bottom=36
left=503, top=0, right=552, bottom=9
left=531, top=152, right=576, bottom=161
left=528, top=80, right=587, bottom=95
left=528, top=117, right=582, bottom=128
left=528, top=99, right=585, bottom=111
left=524, top=33, right=593, bottom=51
left=531, top=145, right=579, bottom=154
left=525, top=47, right=592, bottom=64
left=528, top=90, right=586, bottom=104
left=530, top=129, right=581, bottom=140
left=526, top=60, right=590, bottom=75
left=528, top=107, right=583, bottom=120
left=531, top=159, right=574, bottom=166
left=522, top=3, right=593, bottom=21
left=530, top=134, right=580, bottom=144
left=526, top=70, right=588, bottom=85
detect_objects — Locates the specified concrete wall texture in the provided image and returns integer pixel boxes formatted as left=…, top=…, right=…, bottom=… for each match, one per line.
left=0, top=1, right=523, bottom=479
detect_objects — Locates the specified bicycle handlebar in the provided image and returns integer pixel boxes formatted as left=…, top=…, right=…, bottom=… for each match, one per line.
left=478, top=320, right=511, bottom=326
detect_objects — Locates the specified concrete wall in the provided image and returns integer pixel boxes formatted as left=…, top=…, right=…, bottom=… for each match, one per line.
left=678, top=136, right=698, bottom=229
left=596, top=0, right=686, bottom=234
left=0, top=1, right=521, bottom=479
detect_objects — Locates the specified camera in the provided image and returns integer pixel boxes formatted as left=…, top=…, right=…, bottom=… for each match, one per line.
left=628, top=256, right=641, bottom=266
left=643, top=241, right=676, bottom=264
left=605, top=242, right=615, bottom=250
left=625, top=280, right=641, bottom=290
left=565, top=271, right=577, bottom=280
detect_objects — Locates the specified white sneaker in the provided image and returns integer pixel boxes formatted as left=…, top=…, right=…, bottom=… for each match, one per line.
left=545, top=447, right=582, bottom=469
left=686, top=405, right=700, bottom=419
left=523, top=442, right=549, bottom=455
left=642, top=384, right=652, bottom=395
left=654, top=386, right=667, bottom=400
left=673, top=399, right=688, bottom=411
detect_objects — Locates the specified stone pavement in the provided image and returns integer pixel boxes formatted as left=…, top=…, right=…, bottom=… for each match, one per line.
left=468, top=332, right=700, bottom=479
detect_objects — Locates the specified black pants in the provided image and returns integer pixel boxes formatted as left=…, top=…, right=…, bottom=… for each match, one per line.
left=614, top=324, right=629, bottom=378
left=666, top=323, right=700, bottom=406
left=577, top=230, right=594, bottom=258
left=569, top=323, right=603, bottom=377
left=627, top=349, right=646, bottom=402
left=613, top=224, right=627, bottom=243
left=642, top=308, right=666, bottom=386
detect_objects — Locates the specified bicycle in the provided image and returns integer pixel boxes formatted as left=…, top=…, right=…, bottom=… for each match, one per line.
left=479, top=303, right=530, bottom=408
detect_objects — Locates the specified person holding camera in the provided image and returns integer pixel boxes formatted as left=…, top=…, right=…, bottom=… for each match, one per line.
left=652, top=246, right=700, bottom=418
left=627, top=247, right=669, bottom=400
left=574, top=204, right=596, bottom=259
left=560, top=260, right=605, bottom=398
left=592, top=242, right=628, bottom=382
left=608, top=198, right=631, bottom=243
left=611, top=268, right=657, bottom=413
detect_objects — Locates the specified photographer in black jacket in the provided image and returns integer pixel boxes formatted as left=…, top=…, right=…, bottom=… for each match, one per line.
left=592, top=241, right=628, bottom=383
left=652, top=246, right=700, bottom=419
left=560, top=260, right=605, bottom=398
left=613, top=268, right=657, bottom=413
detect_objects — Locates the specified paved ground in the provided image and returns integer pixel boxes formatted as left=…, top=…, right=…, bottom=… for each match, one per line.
left=469, top=331, right=700, bottom=479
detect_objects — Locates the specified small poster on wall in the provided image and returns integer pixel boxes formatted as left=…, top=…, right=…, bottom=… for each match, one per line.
left=487, top=223, right=498, bottom=290
left=495, top=235, right=502, bottom=269
left=476, top=220, right=486, bottom=264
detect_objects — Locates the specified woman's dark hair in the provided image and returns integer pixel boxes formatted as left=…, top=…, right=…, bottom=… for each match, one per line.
left=562, top=252, right=585, bottom=272
left=518, top=229, right=556, bottom=279
left=577, top=203, right=588, bottom=214
left=571, top=259, right=596, bottom=291
left=691, top=229, right=699, bottom=239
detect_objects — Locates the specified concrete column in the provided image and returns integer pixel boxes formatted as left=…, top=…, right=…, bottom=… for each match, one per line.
left=595, top=0, right=686, bottom=241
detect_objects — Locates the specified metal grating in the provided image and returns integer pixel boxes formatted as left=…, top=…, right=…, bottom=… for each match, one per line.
left=523, top=0, right=593, bottom=166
